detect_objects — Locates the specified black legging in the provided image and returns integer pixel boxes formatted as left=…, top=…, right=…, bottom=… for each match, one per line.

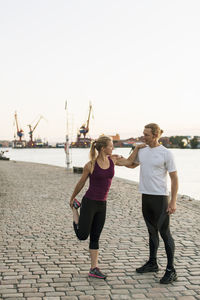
left=142, top=194, right=175, bottom=269
left=73, top=197, right=106, bottom=249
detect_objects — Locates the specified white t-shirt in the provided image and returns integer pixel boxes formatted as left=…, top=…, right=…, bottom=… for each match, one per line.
left=135, top=145, right=177, bottom=196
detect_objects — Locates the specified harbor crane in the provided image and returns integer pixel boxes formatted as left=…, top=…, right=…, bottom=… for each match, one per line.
left=79, top=102, right=92, bottom=138
left=14, top=111, right=24, bottom=141
left=27, top=116, right=43, bottom=144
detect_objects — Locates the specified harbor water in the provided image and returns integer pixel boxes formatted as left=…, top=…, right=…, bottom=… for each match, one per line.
left=2, top=147, right=200, bottom=201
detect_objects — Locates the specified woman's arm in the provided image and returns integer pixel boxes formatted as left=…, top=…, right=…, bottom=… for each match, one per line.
left=69, top=162, right=91, bottom=208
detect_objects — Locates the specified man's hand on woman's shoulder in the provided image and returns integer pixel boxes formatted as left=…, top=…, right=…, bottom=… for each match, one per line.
left=135, top=143, right=147, bottom=149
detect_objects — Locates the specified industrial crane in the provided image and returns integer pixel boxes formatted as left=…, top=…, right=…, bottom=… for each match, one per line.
left=27, top=116, right=43, bottom=145
left=14, top=111, right=24, bottom=141
left=79, top=102, right=92, bottom=138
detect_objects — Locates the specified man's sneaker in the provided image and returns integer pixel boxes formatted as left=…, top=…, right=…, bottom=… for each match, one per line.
left=88, top=267, right=107, bottom=279
left=160, top=268, right=177, bottom=284
left=73, top=199, right=81, bottom=209
left=136, top=261, right=159, bottom=273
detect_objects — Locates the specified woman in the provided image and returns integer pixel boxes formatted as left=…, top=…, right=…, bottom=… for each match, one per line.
left=70, top=135, right=145, bottom=279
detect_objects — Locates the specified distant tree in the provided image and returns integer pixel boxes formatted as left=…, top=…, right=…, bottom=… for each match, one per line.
left=190, top=137, right=198, bottom=149
left=169, top=136, right=178, bottom=146
left=178, top=139, right=187, bottom=149
left=169, top=136, right=188, bottom=148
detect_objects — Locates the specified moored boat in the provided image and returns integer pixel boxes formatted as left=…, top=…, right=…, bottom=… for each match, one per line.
left=0, top=150, right=10, bottom=160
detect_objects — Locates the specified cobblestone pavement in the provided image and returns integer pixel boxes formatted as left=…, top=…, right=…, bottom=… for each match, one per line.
left=0, top=161, right=200, bottom=300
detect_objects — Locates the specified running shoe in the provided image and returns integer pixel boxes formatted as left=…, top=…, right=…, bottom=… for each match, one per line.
left=160, top=268, right=177, bottom=284
left=88, top=267, right=107, bottom=279
left=73, top=199, right=81, bottom=209
left=136, top=260, right=159, bottom=273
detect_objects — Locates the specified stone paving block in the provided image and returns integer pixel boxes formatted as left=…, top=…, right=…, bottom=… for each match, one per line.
left=70, top=281, right=90, bottom=287
left=93, top=285, right=111, bottom=290
left=51, top=282, right=69, bottom=288
left=39, top=287, right=55, bottom=292
left=2, top=298, right=26, bottom=300
left=78, top=296, right=95, bottom=300
left=111, top=289, right=130, bottom=295
left=0, top=289, right=18, bottom=295
left=110, top=295, right=132, bottom=300
left=146, top=292, right=172, bottom=298
left=86, top=290, right=111, bottom=296
left=126, top=294, right=147, bottom=299
left=26, top=298, right=44, bottom=300
left=94, top=296, right=111, bottom=300
left=60, top=297, right=78, bottom=300
left=181, top=290, right=197, bottom=296
left=75, top=286, right=95, bottom=291
left=53, top=278, right=71, bottom=283
left=45, top=292, right=66, bottom=297
left=65, top=291, right=84, bottom=296
left=43, top=297, right=60, bottom=300
left=163, top=292, right=182, bottom=297
left=168, top=286, right=188, bottom=292
left=24, top=293, right=44, bottom=298
left=0, top=286, right=14, bottom=290
left=1, top=294, right=24, bottom=298
left=177, top=297, right=197, bottom=300
left=18, top=287, right=38, bottom=293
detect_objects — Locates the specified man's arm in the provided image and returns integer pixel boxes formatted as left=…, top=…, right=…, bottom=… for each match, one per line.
left=115, top=144, right=145, bottom=167
left=167, top=171, right=178, bottom=214
left=127, top=162, right=139, bottom=169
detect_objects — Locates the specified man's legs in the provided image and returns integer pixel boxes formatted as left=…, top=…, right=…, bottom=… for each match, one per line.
left=136, top=194, right=177, bottom=283
left=136, top=194, right=159, bottom=273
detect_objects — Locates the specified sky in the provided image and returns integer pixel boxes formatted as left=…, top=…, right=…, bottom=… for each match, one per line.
left=1, top=0, right=200, bottom=143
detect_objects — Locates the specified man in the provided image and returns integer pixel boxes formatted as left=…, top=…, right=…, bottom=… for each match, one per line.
left=118, top=123, right=178, bottom=284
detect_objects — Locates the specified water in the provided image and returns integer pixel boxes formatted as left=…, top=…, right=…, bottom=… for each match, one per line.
left=2, top=147, right=200, bottom=201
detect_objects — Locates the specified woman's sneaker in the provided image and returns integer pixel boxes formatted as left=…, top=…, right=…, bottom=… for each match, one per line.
left=88, top=267, right=107, bottom=279
left=73, top=199, right=81, bottom=209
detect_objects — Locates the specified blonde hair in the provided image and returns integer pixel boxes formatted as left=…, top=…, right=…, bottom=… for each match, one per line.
left=90, top=135, right=112, bottom=167
left=145, top=123, right=163, bottom=138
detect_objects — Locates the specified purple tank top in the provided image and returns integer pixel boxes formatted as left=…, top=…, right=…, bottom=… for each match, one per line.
left=85, top=157, right=114, bottom=201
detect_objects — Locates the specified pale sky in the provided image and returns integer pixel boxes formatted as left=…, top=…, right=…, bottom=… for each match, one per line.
left=1, top=0, right=200, bottom=143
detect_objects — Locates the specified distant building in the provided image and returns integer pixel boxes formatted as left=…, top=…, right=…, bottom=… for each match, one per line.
left=110, top=134, right=139, bottom=147
left=194, top=136, right=200, bottom=149
left=110, top=134, right=120, bottom=141
left=56, top=143, right=65, bottom=148
left=194, top=136, right=200, bottom=140
left=0, top=140, right=12, bottom=147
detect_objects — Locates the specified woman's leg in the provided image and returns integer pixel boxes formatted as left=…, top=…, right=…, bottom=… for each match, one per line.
left=73, top=197, right=95, bottom=241
left=89, top=249, right=99, bottom=269
left=88, top=202, right=107, bottom=279
left=89, top=202, right=106, bottom=266
left=72, top=207, right=79, bottom=224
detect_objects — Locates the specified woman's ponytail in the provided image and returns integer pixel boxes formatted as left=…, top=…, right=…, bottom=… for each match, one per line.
left=89, top=140, right=98, bottom=170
